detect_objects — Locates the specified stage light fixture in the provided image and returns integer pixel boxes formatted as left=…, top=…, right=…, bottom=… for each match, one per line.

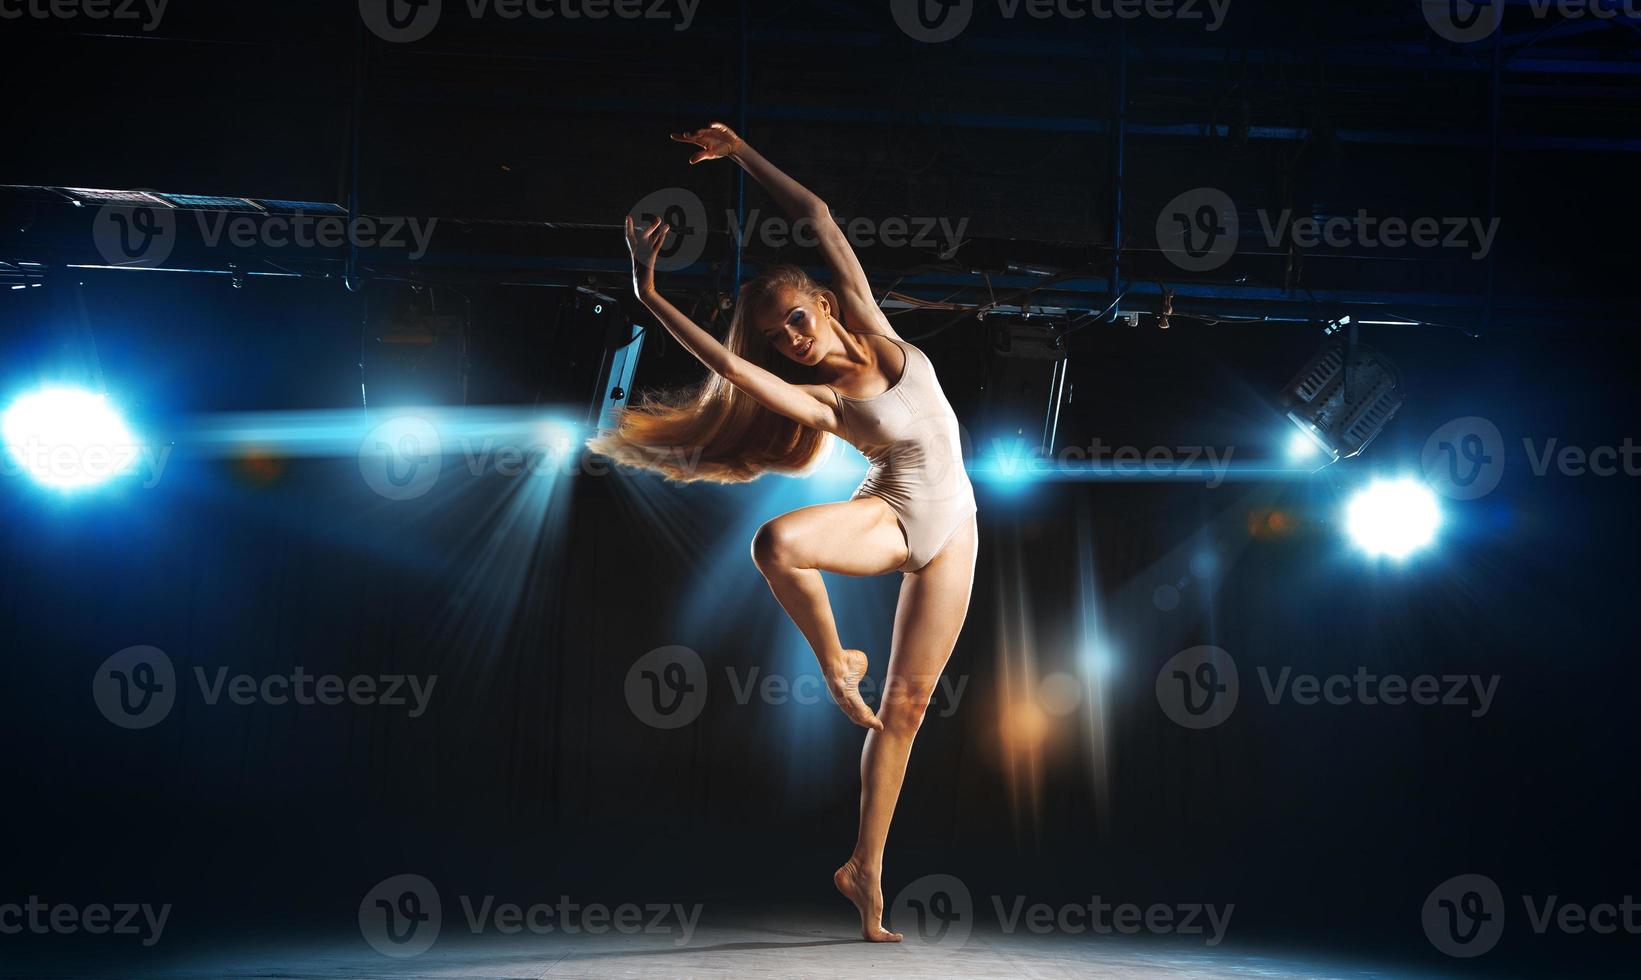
left=257, top=199, right=348, bottom=216
left=980, top=316, right=1070, bottom=456
left=2, top=387, right=139, bottom=490
left=1344, top=478, right=1441, bottom=559
left=1281, top=337, right=1404, bottom=466
left=57, top=187, right=172, bottom=208
left=158, top=194, right=264, bottom=212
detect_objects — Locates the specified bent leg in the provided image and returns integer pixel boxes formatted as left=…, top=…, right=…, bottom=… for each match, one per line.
left=751, top=497, right=909, bottom=729
left=836, top=515, right=977, bottom=942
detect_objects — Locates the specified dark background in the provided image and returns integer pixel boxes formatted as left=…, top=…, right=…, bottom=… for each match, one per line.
left=1, top=1, right=1638, bottom=977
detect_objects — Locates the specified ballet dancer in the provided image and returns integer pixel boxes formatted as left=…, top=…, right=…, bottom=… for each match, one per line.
left=592, top=122, right=977, bottom=943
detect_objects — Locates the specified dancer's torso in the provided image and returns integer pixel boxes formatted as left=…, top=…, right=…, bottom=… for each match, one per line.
left=828, top=335, right=976, bottom=571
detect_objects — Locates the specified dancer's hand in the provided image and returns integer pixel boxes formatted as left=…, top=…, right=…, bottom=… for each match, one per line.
left=624, top=214, right=666, bottom=299
left=671, top=122, right=743, bottom=164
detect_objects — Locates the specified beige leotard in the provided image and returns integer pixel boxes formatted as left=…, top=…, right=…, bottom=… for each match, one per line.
left=826, top=335, right=977, bottom=572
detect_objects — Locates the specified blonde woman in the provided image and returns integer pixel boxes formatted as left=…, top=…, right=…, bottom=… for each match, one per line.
left=593, top=123, right=977, bottom=943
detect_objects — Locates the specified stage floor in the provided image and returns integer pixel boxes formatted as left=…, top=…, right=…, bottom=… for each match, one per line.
left=7, top=915, right=1450, bottom=979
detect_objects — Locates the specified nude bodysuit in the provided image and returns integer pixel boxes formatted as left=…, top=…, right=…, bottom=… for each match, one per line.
left=827, top=335, right=977, bottom=572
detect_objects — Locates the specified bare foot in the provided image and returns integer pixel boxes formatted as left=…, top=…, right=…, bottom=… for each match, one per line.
left=826, top=650, right=883, bottom=731
left=834, top=859, right=902, bottom=942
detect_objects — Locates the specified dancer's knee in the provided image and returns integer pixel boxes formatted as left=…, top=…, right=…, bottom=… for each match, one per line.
left=879, top=677, right=936, bottom=737
left=751, top=519, right=799, bottom=573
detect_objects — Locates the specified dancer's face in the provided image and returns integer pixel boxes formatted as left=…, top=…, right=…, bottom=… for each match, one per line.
left=756, top=286, right=832, bottom=366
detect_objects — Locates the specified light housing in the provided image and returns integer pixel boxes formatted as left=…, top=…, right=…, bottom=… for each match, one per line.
left=1282, top=339, right=1405, bottom=466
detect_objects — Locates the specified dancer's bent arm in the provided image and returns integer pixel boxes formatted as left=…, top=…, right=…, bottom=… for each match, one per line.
left=673, top=122, right=901, bottom=341
left=623, top=214, right=841, bottom=433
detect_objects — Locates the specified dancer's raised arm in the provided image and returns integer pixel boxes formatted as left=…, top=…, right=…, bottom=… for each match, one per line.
left=623, top=214, right=841, bottom=433
left=672, top=122, right=899, bottom=340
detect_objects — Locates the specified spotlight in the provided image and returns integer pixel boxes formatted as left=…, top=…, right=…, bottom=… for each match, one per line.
left=2, top=387, right=139, bottom=490
left=1344, top=478, right=1441, bottom=559
left=1287, top=429, right=1324, bottom=462
left=1282, top=338, right=1404, bottom=465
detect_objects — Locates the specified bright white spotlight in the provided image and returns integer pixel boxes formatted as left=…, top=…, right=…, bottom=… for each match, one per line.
left=1287, top=429, right=1324, bottom=462
left=1345, top=478, right=1441, bottom=559
left=2, top=387, right=139, bottom=490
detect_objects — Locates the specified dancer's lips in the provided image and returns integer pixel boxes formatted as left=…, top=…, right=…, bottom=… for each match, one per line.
left=798, top=338, right=814, bottom=358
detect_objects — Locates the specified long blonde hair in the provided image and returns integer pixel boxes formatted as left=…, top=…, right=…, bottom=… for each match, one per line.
left=587, top=265, right=839, bottom=483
